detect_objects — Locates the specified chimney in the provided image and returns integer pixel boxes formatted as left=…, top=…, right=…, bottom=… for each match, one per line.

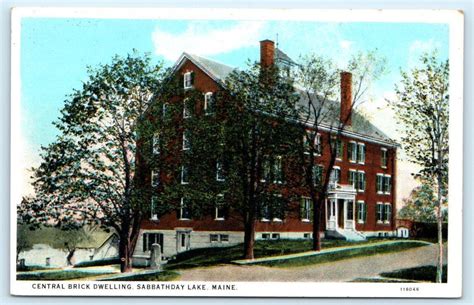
left=340, top=71, right=352, bottom=126
left=260, top=39, right=275, bottom=69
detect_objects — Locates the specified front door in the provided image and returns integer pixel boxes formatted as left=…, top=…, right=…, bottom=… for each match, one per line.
left=337, top=199, right=344, bottom=229
left=177, top=231, right=191, bottom=253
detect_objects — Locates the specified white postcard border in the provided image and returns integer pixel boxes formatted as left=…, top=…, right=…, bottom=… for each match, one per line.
left=10, top=7, right=464, bottom=298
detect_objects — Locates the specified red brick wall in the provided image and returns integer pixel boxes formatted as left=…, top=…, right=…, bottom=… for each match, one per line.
left=141, top=57, right=397, bottom=233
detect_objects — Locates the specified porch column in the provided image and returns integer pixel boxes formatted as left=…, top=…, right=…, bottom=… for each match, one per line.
left=333, top=199, right=338, bottom=229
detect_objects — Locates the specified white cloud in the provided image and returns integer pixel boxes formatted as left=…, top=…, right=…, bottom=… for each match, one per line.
left=407, top=39, right=441, bottom=68
left=152, top=21, right=265, bottom=61
left=339, top=40, right=353, bottom=50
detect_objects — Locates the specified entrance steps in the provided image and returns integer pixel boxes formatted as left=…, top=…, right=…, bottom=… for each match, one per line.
left=325, top=229, right=366, bottom=241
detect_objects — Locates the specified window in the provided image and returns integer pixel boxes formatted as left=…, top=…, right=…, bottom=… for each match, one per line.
left=346, top=200, right=354, bottom=220
left=150, top=196, right=159, bottom=220
left=215, top=194, right=225, bottom=220
left=357, top=143, right=366, bottom=164
left=180, top=197, right=191, bottom=220
left=273, top=156, right=283, bottom=184
left=357, top=201, right=367, bottom=223
left=260, top=203, right=270, bottom=222
left=162, top=103, right=168, bottom=117
left=183, top=71, right=194, bottom=89
left=220, top=235, right=229, bottom=242
left=181, top=165, right=189, bottom=184
left=304, top=131, right=321, bottom=155
left=303, top=233, right=311, bottom=239
left=182, top=130, right=190, bottom=150
left=183, top=99, right=191, bottom=118
left=210, top=234, right=219, bottom=243
left=301, top=197, right=312, bottom=221
left=330, top=167, right=341, bottom=184
left=312, top=164, right=324, bottom=186
left=381, top=148, right=388, bottom=168
left=383, top=175, right=392, bottom=194
left=336, top=138, right=344, bottom=160
left=142, top=233, right=163, bottom=252
left=261, top=233, right=270, bottom=240
left=152, top=133, right=160, bottom=155
left=151, top=170, right=160, bottom=187
left=271, top=233, right=280, bottom=240
left=261, top=157, right=271, bottom=182
left=376, top=174, right=384, bottom=194
left=384, top=203, right=392, bottom=223
left=204, top=92, right=215, bottom=114
left=357, top=171, right=366, bottom=192
left=348, top=141, right=357, bottom=162
left=376, top=203, right=384, bottom=223
left=216, top=161, right=225, bottom=181
left=348, top=170, right=357, bottom=187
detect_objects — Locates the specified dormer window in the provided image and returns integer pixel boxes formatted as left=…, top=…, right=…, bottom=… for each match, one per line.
left=183, top=71, right=194, bottom=89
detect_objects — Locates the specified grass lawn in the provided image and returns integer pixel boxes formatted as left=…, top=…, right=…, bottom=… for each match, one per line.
left=105, top=270, right=180, bottom=281
left=16, top=265, right=59, bottom=272
left=380, top=265, right=448, bottom=283
left=17, top=270, right=114, bottom=281
left=251, top=241, right=429, bottom=268
left=165, top=238, right=412, bottom=270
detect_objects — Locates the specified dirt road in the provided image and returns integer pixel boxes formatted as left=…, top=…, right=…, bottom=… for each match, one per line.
left=177, top=243, right=447, bottom=282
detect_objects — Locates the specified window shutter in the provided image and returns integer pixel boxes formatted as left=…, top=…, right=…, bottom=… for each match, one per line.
left=300, top=198, right=305, bottom=219
left=190, top=72, right=195, bottom=85
left=363, top=203, right=367, bottom=222
left=310, top=199, right=314, bottom=220
left=347, top=142, right=352, bottom=160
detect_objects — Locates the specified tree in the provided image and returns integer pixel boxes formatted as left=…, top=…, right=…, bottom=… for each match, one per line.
left=216, top=62, right=301, bottom=259
left=392, top=52, right=449, bottom=283
left=398, top=181, right=448, bottom=223
left=294, top=51, right=386, bottom=250
left=51, top=227, right=92, bottom=266
left=19, top=52, right=164, bottom=272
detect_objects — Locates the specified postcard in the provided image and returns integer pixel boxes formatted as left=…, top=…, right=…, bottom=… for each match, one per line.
left=10, top=7, right=464, bottom=298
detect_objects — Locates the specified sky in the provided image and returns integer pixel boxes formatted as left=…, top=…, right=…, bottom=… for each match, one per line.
left=19, top=18, right=449, bottom=203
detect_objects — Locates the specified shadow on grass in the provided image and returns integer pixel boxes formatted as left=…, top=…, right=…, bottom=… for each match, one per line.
left=17, top=270, right=114, bottom=281
left=251, top=241, right=429, bottom=268
left=380, top=265, right=448, bottom=283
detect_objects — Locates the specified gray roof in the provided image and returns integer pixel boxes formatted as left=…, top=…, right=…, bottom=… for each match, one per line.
left=184, top=52, right=236, bottom=83
left=179, top=53, right=395, bottom=146
left=275, top=48, right=296, bottom=65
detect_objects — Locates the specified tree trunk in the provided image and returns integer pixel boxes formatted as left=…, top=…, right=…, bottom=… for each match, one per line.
left=66, top=248, right=76, bottom=266
left=312, top=197, right=322, bottom=251
left=243, top=216, right=256, bottom=259
left=119, top=233, right=133, bottom=273
left=436, top=173, right=444, bottom=283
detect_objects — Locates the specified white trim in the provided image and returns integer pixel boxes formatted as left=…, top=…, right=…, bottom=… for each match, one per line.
left=179, top=197, right=190, bottom=220
left=180, top=165, right=189, bottom=185
left=182, top=130, right=190, bottom=151
left=183, top=98, right=191, bottom=118
left=204, top=92, right=214, bottom=115
left=183, top=71, right=193, bottom=89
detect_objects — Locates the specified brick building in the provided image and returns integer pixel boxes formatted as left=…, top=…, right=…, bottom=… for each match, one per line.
left=134, top=40, right=398, bottom=260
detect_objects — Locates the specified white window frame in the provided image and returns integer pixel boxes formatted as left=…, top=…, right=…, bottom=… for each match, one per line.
left=183, top=71, right=193, bottom=89
left=357, top=142, right=366, bottom=164
left=261, top=233, right=270, bottom=240
left=271, top=233, right=281, bottom=240
left=335, top=138, right=343, bottom=161
left=315, top=133, right=322, bottom=155
left=272, top=193, right=284, bottom=222
left=220, top=234, right=229, bottom=243
left=204, top=92, right=214, bottom=115
left=182, top=130, right=190, bottom=151
left=357, top=200, right=365, bottom=224
left=215, top=194, right=225, bottom=220
left=162, top=103, right=168, bottom=117
left=150, top=196, right=159, bottom=220
left=180, top=197, right=190, bottom=220
left=216, top=161, right=225, bottom=181
left=349, top=141, right=357, bottom=163
left=181, top=165, right=189, bottom=185
left=381, top=148, right=388, bottom=168
left=330, top=166, right=341, bottom=185
left=384, top=202, right=392, bottom=224
left=376, top=174, right=384, bottom=194
left=301, top=197, right=312, bottom=222
left=273, top=155, right=283, bottom=184
left=151, top=170, right=160, bottom=187
left=260, top=204, right=270, bottom=222
left=376, top=202, right=384, bottom=223
left=210, top=234, right=219, bottom=243
left=384, top=174, right=392, bottom=195
left=152, top=132, right=160, bottom=155
left=183, top=99, right=191, bottom=119
left=348, top=169, right=357, bottom=188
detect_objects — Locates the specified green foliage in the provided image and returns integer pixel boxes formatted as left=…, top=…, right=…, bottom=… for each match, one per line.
left=17, top=270, right=114, bottom=281
left=392, top=52, right=449, bottom=187
left=399, top=182, right=448, bottom=222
